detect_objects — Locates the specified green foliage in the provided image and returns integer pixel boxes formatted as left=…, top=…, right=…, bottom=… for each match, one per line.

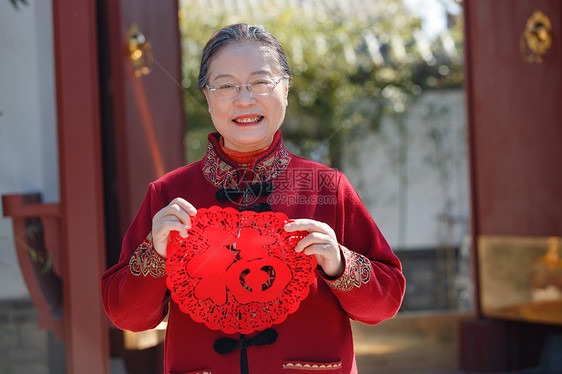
left=8, top=0, right=27, bottom=10
left=178, top=0, right=463, bottom=167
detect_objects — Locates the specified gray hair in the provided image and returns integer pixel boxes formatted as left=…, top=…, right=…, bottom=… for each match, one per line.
left=197, top=23, right=291, bottom=94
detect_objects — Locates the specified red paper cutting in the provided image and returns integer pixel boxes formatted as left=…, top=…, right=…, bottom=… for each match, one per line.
left=166, top=206, right=316, bottom=334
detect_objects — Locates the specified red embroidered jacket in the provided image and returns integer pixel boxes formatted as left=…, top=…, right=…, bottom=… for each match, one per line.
left=101, top=131, right=405, bottom=374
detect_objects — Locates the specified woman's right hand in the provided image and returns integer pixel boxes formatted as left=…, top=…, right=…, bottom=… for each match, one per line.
left=151, top=198, right=197, bottom=259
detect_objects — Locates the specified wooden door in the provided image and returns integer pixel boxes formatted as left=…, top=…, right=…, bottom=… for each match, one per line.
left=462, top=0, right=562, bottom=371
left=465, top=0, right=562, bottom=238
left=99, top=0, right=186, bottom=267
left=465, top=0, right=562, bottom=320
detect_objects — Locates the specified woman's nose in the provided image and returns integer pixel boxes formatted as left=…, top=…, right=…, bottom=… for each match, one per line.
left=234, top=85, right=256, bottom=106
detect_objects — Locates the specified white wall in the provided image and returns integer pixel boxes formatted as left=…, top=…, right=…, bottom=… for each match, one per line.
left=344, top=90, right=469, bottom=250
left=0, top=1, right=58, bottom=299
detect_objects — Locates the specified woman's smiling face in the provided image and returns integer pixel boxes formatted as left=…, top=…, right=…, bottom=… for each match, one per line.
left=204, top=42, right=289, bottom=153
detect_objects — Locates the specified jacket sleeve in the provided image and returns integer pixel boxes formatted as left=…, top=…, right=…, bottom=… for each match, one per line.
left=323, top=173, right=405, bottom=325
left=101, top=183, right=170, bottom=332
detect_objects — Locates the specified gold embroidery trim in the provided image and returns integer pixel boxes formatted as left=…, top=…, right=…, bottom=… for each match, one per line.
left=202, top=137, right=291, bottom=188
left=327, top=247, right=372, bottom=292
left=129, top=233, right=166, bottom=278
left=283, top=362, right=342, bottom=370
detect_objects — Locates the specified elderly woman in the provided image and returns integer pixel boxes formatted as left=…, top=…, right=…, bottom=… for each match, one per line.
left=102, top=23, right=405, bottom=374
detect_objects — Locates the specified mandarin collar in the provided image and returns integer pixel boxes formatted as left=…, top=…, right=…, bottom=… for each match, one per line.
left=202, top=130, right=291, bottom=189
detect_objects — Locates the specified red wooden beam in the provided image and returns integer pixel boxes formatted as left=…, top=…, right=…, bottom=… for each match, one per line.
left=2, top=198, right=59, bottom=218
left=52, top=0, right=109, bottom=372
left=2, top=194, right=65, bottom=340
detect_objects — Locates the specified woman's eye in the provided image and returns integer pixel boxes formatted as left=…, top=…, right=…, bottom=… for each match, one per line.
left=253, top=80, right=271, bottom=86
left=217, top=83, right=236, bottom=90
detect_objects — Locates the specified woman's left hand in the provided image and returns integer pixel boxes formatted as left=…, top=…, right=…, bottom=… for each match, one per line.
left=284, top=219, right=345, bottom=278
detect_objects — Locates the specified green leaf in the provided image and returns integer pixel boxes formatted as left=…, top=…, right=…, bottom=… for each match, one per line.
left=9, top=0, right=28, bottom=10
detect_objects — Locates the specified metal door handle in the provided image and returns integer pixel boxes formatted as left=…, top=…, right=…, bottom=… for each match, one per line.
left=520, top=10, right=552, bottom=63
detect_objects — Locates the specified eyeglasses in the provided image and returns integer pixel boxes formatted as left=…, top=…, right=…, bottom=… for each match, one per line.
left=206, top=77, right=288, bottom=99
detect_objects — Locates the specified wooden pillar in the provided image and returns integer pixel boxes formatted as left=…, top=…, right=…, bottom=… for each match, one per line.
left=52, top=0, right=109, bottom=372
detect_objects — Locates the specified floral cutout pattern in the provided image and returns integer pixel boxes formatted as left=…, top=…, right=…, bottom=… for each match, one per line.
left=166, top=206, right=316, bottom=334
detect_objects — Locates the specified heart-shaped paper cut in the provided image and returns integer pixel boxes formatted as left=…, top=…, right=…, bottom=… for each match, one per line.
left=166, top=206, right=316, bottom=334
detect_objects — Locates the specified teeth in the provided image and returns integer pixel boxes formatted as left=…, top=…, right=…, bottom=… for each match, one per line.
left=235, top=116, right=262, bottom=124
